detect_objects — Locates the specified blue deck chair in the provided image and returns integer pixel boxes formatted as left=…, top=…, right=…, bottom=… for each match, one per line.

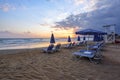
left=71, top=42, right=76, bottom=47
left=42, top=44, right=54, bottom=53
left=73, top=50, right=95, bottom=60
left=77, top=41, right=85, bottom=46
left=89, top=42, right=104, bottom=51
left=53, top=43, right=61, bottom=52
left=65, top=42, right=76, bottom=48
left=65, top=43, right=72, bottom=48
left=72, top=49, right=102, bottom=64
left=88, top=43, right=100, bottom=50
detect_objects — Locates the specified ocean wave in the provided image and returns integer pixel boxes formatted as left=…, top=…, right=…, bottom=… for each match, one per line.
left=0, top=38, right=93, bottom=50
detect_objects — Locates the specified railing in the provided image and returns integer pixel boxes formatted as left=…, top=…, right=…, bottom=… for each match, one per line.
left=107, top=34, right=114, bottom=43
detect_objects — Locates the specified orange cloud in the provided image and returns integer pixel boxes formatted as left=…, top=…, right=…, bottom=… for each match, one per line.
left=52, top=27, right=76, bottom=38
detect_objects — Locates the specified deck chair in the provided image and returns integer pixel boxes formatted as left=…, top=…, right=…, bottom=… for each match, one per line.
left=72, top=42, right=76, bottom=47
left=89, top=42, right=104, bottom=51
left=65, top=42, right=77, bottom=48
left=72, top=49, right=102, bottom=64
left=42, top=44, right=54, bottom=53
left=78, top=41, right=84, bottom=45
left=88, top=43, right=99, bottom=51
left=65, top=43, right=72, bottom=48
left=77, top=41, right=87, bottom=46
left=53, top=43, right=61, bottom=52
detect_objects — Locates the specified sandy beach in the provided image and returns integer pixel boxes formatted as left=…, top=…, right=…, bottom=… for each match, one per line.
left=0, top=43, right=120, bottom=80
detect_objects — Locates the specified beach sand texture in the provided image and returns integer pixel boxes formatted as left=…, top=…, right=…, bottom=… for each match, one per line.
left=0, top=44, right=120, bottom=80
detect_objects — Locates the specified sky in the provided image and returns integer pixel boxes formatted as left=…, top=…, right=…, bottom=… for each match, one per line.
left=0, top=0, right=120, bottom=38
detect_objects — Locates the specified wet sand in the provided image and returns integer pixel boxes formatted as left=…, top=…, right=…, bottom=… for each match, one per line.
left=0, top=44, right=120, bottom=80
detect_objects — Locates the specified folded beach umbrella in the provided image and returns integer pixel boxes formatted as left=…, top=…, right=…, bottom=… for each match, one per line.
left=68, top=36, right=71, bottom=42
left=101, top=35, right=104, bottom=41
left=99, top=35, right=104, bottom=41
left=98, top=35, right=101, bottom=41
left=50, top=33, right=55, bottom=43
left=97, top=35, right=101, bottom=41
left=93, top=34, right=98, bottom=42
left=83, top=36, right=86, bottom=41
left=77, top=36, right=80, bottom=41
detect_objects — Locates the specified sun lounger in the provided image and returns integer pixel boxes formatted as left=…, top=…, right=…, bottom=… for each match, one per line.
left=42, top=44, right=54, bottom=53
left=72, top=50, right=102, bottom=64
left=77, top=41, right=87, bottom=46
left=53, top=43, right=61, bottom=52
left=73, top=50, right=95, bottom=58
left=64, top=43, right=72, bottom=48
left=89, top=42, right=104, bottom=51
left=65, top=42, right=77, bottom=48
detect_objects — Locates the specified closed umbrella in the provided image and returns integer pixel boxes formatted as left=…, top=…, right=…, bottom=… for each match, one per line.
left=50, top=33, right=55, bottom=44
left=99, top=35, right=103, bottom=41
left=77, top=36, right=80, bottom=41
left=98, top=35, right=101, bottom=41
left=68, top=36, right=71, bottom=42
left=94, top=34, right=99, bottom=42
left=101, top=35, right=104, bottom=41
left=83, top=36, right=86, bottom=41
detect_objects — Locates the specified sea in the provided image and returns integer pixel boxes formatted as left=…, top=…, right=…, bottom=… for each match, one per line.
left=0, top=38, right=93, bottom=50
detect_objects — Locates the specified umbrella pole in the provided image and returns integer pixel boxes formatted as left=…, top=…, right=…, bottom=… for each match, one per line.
left=87, top=35, right=90, bottom=51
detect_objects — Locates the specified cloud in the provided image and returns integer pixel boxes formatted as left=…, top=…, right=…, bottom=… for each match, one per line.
left=24, top=31, right=31, bottom=34
left=0, top=31, right=20, bottom=38
left=74, top=0, right=85, bottom=5
left=55, top=0, right=120, bottom=33
left=0, top=2, right=18, bottom=12
left=39, top=22, right=56, bottom=27
left=72, top=0, right=97, bottom=12
left=0, top=31, right=37, bottom=38
left=0, top=1, right=27, bottom=12
left=0, top=3, right=11, bottom=12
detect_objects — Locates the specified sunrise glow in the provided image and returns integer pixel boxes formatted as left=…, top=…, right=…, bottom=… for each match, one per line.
left=0, top=0, right=119, bottom=38
left=0, top=0, right=94, bottom=38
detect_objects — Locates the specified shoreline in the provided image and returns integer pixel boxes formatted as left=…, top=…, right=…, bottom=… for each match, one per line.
left=0, top=43, right=68, bottom=54
left=0, top=38, right=93, bottom=51
left=0, top=42, right=68, bottom=52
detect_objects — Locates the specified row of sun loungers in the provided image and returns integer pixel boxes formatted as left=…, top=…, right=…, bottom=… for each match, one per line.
left=42, top=41, right=105, bottom=64
left=64, top=42, right=76, bottom=48
left=42, top=41, right=87, bottom=53
left=42, top=41, right=85, bottom=53
left=77, top=41, right=87, bottom=46
left=64, top=41, right=87, bottom=48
